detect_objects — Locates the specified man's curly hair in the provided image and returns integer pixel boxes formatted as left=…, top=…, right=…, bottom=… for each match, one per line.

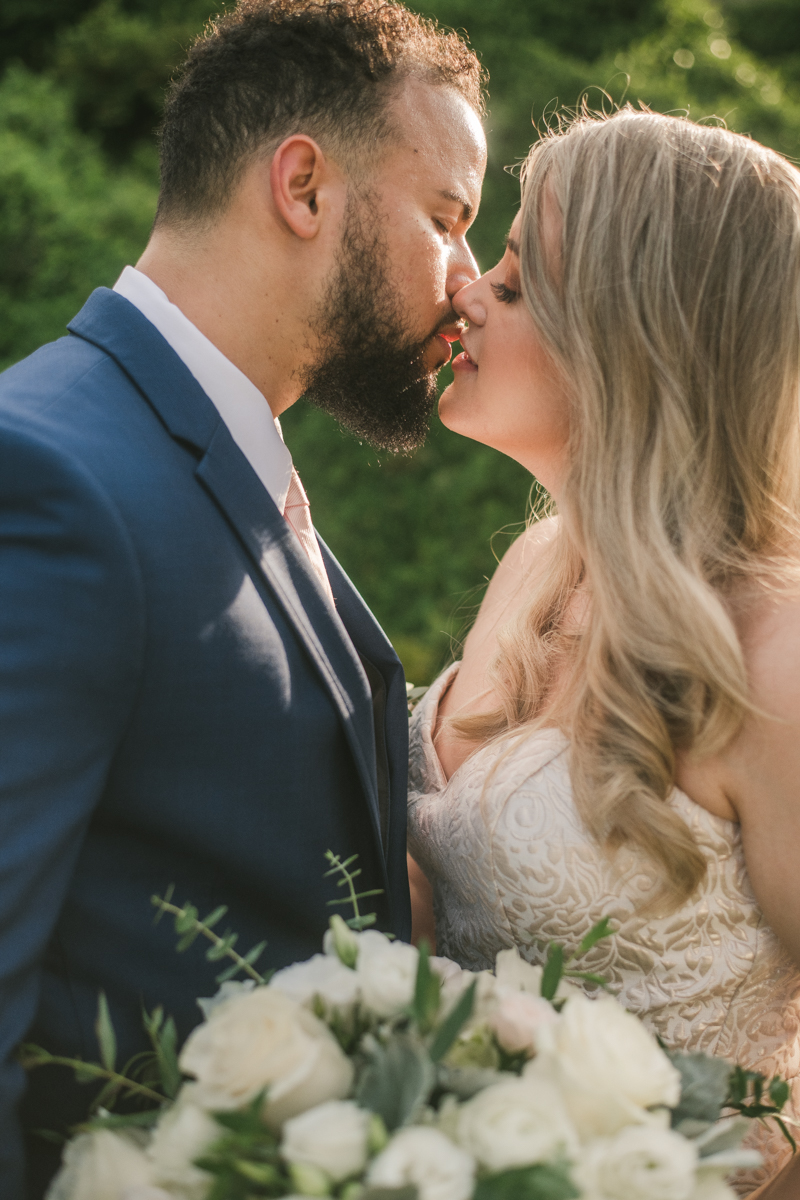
left=157, top=0, right=486, bottom=226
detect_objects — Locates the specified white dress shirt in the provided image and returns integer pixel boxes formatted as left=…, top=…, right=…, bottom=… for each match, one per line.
left=113, top=265, right=293, bottom=513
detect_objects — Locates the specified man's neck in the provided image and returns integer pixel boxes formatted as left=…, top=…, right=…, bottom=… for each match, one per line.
left=135, top=230, right=306, bottom=418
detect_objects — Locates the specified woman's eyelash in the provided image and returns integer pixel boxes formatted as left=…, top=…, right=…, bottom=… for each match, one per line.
left=490, top=281, right=519, bottom=304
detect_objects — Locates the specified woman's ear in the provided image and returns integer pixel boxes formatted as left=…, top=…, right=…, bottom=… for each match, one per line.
left=269, top=134, right=328, bottom=239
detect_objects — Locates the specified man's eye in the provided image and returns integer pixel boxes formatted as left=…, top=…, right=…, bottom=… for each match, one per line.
left=433, top=219, right=451, bottom=235
left=491, top=281, right=519, bottom=304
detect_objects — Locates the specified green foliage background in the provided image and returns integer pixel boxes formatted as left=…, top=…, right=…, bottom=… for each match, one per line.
left=2, top=0, right=799, bottom=681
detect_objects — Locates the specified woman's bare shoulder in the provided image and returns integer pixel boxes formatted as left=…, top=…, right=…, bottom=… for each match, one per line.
left=736, top=578, right=800, bottom=721
left=485, top=515, right=560, bottom=608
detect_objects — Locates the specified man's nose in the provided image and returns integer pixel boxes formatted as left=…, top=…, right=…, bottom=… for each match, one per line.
left=446, top=240, right=480, bottom=301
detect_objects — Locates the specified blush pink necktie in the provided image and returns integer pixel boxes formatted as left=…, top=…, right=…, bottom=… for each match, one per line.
left=283, top=467, right=335, bottom=605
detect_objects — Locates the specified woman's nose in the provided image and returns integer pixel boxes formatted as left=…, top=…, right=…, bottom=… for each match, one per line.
left=452, top=276, right=487, bottom=325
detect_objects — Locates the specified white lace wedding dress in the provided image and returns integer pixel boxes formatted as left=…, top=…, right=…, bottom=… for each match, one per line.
left=407, top=664, right=800, bottom=1196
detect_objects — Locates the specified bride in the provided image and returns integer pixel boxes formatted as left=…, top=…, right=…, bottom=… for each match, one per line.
left=407, top=108, right=800, bottom=1199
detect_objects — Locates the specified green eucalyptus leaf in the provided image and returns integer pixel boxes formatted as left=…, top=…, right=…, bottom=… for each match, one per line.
left=775, top=1117, right=797, bottom=1153
left=562, top=970, right=609, bottom=990
left=202, top=905, right=228, bottom=929
left=206, top=931, right=238, bottom=962
left=347, top=912, right=377, bottom=930
left=241, top=940, right=267, bottom=967
left=668, top=1051, right=731, bottom=1126
left=95, top=991, right=117, bottom=1073
left=574, top=917, right=614, bottom=960
left=173, top=904, right=198, bottom=933
left=429, top=979, right=477, bottom=1063
left=155, top=1016, right=181, bottom=1099
left=412, top=939, right=441, bottom=1034
left=473, top=1162, right=580, bottom=1200
left=73, top=1062, right=100, bottom=1085
left=176, top=926, right=203, bottom=952
left=214, top=959, right=245, bottom=984
left=540, top=944, right=564, bottom=1002
left=770, top=1077, right=790, bottom=1109
left=355, top=1033, right=435, bottom=1130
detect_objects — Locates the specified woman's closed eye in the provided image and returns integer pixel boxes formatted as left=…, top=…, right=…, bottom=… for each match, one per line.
left=490, top=280, right=519, bottom=304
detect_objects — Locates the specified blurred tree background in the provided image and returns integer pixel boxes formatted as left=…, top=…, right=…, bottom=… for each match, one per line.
left=1, top=0, right=799, bottom=681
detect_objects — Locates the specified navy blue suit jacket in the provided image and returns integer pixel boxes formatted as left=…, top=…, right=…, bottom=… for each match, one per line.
left=0, top=289, right=411, bottom=1198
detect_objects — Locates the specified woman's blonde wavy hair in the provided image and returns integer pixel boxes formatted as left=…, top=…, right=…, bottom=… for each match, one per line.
left=457, top=107, right=800, bottom=911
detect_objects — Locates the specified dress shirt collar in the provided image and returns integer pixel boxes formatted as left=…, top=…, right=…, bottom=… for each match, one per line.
left=113, top=265, right=292, bottom=513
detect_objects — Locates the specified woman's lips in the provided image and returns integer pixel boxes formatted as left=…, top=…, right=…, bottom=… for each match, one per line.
left=452, top=348, right=478, bottom=373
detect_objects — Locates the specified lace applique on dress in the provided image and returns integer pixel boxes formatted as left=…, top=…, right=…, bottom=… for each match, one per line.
left=408, top=664, right=800, bottom=1196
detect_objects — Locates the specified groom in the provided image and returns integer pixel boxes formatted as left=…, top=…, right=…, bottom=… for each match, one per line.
left=0, top=0, right=486, bottom=1194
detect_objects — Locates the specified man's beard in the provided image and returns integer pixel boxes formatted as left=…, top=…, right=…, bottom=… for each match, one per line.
left=301, top=193, right=445, bottom=454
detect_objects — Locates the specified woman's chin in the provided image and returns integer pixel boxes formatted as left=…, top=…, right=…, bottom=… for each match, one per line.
left=438, top=392, right=490, bottom=447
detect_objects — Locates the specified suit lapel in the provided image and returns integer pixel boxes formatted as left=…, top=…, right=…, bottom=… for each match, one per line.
left=195, top=426, right=388, bottom=865
left=68, top=289, right=387, bottom=869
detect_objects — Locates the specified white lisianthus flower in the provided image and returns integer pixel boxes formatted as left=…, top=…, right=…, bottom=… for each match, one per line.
left=281, top=1099, right=370, bottom=1183
left=456, top=1075, right=579, bottom=1172
left=271, top=954, right=361, bottom=1015
left=323, top=915, right=360, bottom=968
left=45, top=1130, right=155, bottom=1200
left=179, top=987, right=354, bottom=1128
left=489, top=990, right=559, bottom=1057
left=356, top=932, right=419, bottom=1017
left=495, top=948, right=545, bottom=994
left=147, top=1084, right=219, bottom=1199
left=495, top=947, right=582, bottom=1002
left=576, top=1124, right=698, bottom=1200
left=538, top=993, right=681, bottom=1138
left=367, top=1127, right=475, bottom=1200
left=441, top=967, right=500, bottom=1026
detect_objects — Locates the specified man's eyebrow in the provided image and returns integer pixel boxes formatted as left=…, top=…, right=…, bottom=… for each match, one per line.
left=439, top=189, right=473, bottom=221
left=506, top=236, right=520, bottom=256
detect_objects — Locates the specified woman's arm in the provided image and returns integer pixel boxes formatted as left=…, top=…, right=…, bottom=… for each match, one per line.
left=408, top=853, right=436, bottom=952
left=721, top=593, right=800, bottom=969
left=748, top=1154, right=800, bottom=1199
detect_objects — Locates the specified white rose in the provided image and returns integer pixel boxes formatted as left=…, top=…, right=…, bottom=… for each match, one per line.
left=271, top=954, right=361, bottom=1014
left=196, top=979, right=256, bottom=1021
left=120, top=1190, right=173, bottom=1200
left=457, top=1075, right=579, bottom=1172
left=179, top=987, right=354, bottom=1128
left=367, top=1127, right=475, bottom=1200
left=281, top=1099, right=370, bottom=1183
left=577, top=1125, right=698, bottom=1200
left=542, top=993, right=681, bottom=1137
left=489, top=991, right=559, bottom=1057
left=690, top=1166, right=737, bottom=1200
left=45, top=1130, right=155, bottom=1200
left=356, top=933, right=419, bottom=1017
left=430, top=956, right=466, bottom=984
left=147, top=1085, right=219, bottom=1199
left=441, top=968, right=501, bottom=1029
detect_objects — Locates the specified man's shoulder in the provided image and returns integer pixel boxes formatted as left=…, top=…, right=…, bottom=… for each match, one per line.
left=0, top=329, right=129, bottom=421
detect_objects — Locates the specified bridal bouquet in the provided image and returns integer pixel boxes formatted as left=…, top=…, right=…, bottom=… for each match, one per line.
left=32, top=855, right=791, bottom=1200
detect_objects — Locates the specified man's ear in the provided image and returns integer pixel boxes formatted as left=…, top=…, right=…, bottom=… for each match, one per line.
left=270, top=135, right=331, bottom=239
